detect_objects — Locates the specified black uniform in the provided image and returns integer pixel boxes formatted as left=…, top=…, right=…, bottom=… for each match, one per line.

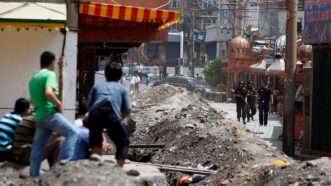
left=258, top=87, right=271, bottom=126
left=247, top=86, right=257, bottom=121
left=234, top=85, right=248, bottom=124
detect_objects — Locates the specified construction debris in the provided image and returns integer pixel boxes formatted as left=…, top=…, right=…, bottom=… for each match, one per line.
left=1, top=84, right=331, bottom=186
left=0, top=160, right=167, bottom=186
left=130, top=85, right=331, bottom=185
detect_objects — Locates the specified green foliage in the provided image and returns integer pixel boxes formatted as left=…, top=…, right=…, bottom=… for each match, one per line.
left=203, top=58, right=225, bottom=87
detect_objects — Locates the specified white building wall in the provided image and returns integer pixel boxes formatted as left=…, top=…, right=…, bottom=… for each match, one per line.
left=0, top=29, right=77, bottom=121
left=63, top=31, right=78, bottom=121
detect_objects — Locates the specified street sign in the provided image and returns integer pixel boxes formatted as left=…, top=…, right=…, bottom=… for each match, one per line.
left=304, top=0, right=331, bottom=44
left=194, top=32, right=206, bottom=43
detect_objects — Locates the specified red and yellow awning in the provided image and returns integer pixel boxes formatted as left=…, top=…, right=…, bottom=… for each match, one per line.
left=79, top=2, right=181, bottom=30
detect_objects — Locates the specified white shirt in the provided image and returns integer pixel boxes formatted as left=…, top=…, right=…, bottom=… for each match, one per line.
left=130, top=76, right=141, bottom=85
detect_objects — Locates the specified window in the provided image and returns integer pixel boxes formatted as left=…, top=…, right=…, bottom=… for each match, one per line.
left=200, top=0, right=218, bottom=8
left=171, top=0, right=181, bottom=9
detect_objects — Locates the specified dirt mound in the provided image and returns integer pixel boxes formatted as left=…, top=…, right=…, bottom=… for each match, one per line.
left=136, top=85, right=179, bottom=104
left=0, top=160, right=159, bottom=186
left=130, top=85, right=257, bottom=184
left=261, top=158, right=331, bottom=186
left=218, top=157, right=331, bottom=186
left=131, top=85, right=331, bottom=186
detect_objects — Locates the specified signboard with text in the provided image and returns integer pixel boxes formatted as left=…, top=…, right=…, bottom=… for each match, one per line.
left=304, top=0, right=331, bottom=44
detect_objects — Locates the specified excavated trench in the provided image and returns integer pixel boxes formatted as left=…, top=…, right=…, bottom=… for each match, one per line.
left=128, top=99, right=253, bottom=185
left=128, top=85, right=331, bottom=186
left=2, top=85, right=331, bottom=186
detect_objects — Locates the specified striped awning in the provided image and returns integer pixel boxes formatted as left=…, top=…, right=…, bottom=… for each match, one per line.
left=79, top=2, right=181, bottom=29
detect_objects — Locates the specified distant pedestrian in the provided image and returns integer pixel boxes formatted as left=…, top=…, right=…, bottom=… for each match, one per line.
left=295, top=85, right=304, bottom=110
left=0, top=98, right=30, bottom=161
left=130, top=71, right=141, bottom=97
left=246, top=82, right=257, bottom=121
left=258, top=83, right=272, bottom=126
left=29, top=51, right=79, bottom=177
left=234, top=82, right=248, bottom=124
left=144, top=73, right=149, bottom=85
left=87, top=62, right=132, bottom=167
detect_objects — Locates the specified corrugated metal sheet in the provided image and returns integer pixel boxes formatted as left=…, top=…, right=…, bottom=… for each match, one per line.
left=312, top=50, right=331, bottom=150
left=0, top=2, right=66, bottom=21
left=206, top=25, right=232, bottom=42
left=207, top=42, right=217, bottom=60
left=166, top=42, right=180, bottom=64
left=304, top=0, right=331, bottom=44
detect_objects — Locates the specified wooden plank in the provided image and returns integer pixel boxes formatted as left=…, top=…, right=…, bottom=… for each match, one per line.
left=129, top=144, right=165, bottom=148
left=133, top=162, right=217, bottom=175
left=103, top=155, right=217, bottom=175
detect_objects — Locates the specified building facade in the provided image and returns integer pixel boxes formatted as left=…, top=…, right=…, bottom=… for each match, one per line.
left=0, top=1, right=78, bottom=121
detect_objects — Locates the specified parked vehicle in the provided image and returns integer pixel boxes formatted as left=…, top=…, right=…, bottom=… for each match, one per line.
left=152, top=76, right=210, bottom=93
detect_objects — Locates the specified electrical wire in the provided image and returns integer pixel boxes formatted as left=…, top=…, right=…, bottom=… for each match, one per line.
left=111, top=0, right=171, bottom=9
left=180, top=0, right=303, bottom=11
left=155, top=0, right=171, bottom=9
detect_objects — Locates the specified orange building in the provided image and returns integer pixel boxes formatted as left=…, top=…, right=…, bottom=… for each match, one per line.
left=227, top=36, right=255, bottom=91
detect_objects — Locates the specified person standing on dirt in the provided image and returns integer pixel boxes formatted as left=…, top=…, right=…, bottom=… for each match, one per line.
left=29, top=51, right=79, bottom=177
left=257, top=83, right=272, bottom=126
left=87, top=62, right=132, bottom=167
left=246, top=81, right=257, bottom=121
left=130, top=71, right=141, bottom=97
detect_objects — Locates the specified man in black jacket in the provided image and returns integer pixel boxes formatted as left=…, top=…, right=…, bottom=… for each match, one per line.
left=234, top=82, right=248, bottom=124
left=258, top=83, right=272, bottom=126
left=246, top=82, right=257, bottom=122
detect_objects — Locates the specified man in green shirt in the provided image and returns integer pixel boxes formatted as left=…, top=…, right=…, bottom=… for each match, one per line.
left=29, top=51, right=79, bottom=177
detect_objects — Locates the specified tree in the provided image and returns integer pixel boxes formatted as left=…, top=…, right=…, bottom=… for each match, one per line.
left=203, top=58, right=225, bottom=87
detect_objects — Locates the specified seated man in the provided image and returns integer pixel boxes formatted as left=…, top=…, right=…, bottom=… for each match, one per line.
left=12, top=115, right=64, bottom=167
left=65, top=104, right=112, bottom=161
left=0, top=98, right=30, bottom=161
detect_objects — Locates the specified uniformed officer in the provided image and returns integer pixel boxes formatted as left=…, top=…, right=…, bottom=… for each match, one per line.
left=234, top=81, right=248, bottom=124
left=246, top=81, right=257, bottom=121
left=258, top=83, right=272, bottom=126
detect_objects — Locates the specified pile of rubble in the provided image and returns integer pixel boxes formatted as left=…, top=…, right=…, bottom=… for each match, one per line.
left=1, top=84, right=331, bottom=186
left=0, top=159, right=168, bottom=186
left=130, top=85, right=331, bottom=185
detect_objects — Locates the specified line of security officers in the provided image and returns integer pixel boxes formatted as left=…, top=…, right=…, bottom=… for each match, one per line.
left=233, top=81, right=271, bottom=126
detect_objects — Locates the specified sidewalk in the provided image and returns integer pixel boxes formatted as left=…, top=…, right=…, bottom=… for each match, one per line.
left=209, top=102, right=283, bottom=151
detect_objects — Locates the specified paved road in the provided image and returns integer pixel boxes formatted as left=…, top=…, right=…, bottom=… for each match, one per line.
left=209, top=102, right=283, bottom=151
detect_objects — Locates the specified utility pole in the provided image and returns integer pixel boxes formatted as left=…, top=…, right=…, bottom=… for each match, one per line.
left=283, top=0, right=297, bottom=157
left=216, top=1, right=221, bottom=58
left=231, top=0, right=236, bottom=37
left=237, top=0, right=245, bottom=36
left=191, top=12, right=196, bottom=77
left=232, top=0, right=245, bottom=36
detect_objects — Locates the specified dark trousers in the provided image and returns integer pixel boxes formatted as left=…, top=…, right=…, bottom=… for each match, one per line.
left=259, top=105, right=269, bottom=126
left=236, top=102, right=247, bottom=123
left=0, top=150, right=12, bottom=162
left=248, top=102, right=256, bottom=119
left=88, top=107, right=129, bottom=160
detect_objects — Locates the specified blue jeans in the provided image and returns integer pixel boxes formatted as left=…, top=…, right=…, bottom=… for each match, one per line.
left=30, top=113, right=79, bottom=177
